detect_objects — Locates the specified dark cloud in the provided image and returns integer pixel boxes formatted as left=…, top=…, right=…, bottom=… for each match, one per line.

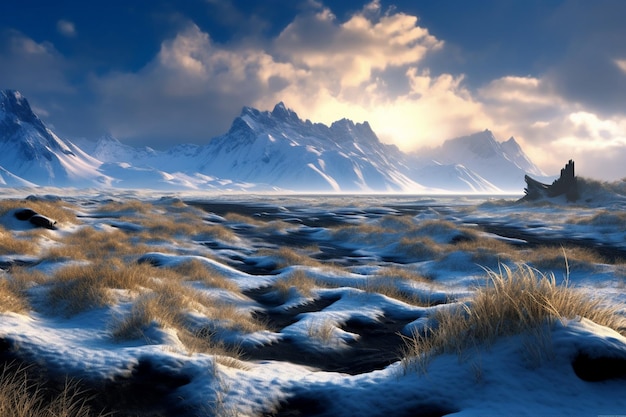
left=543, top=1, right=626, bottom=117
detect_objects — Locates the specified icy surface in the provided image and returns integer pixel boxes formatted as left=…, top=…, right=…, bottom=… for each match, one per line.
left=0, top=190, right=625, bottom=416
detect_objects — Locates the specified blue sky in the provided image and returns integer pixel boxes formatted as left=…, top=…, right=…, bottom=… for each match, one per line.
left=1, top=0, right=626, bottom=180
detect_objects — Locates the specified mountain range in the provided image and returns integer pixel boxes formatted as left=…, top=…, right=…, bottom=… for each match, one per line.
left=0, top=89, right=546, bottom=192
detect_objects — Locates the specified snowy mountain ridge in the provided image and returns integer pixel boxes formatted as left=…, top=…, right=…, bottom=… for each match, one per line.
left=0, top=89, right=542, bottom=192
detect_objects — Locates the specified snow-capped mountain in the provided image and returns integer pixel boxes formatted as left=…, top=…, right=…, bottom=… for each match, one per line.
left=191, top=103, right=424, bottom=192
left=416, top=130, right=545, bottom=191
left=0, top=89, right=542, bottom=192
left=0, top=90, right=108, bottom=187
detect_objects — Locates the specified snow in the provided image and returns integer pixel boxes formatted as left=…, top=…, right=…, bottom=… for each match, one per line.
left=1, top=90, right=543, bottom=193
left=1, top=190, right=625, bottom=416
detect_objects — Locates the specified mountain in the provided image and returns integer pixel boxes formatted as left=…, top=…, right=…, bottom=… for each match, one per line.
left=0, top=90, right=542, bottom=192
left=415, top=130, right=545, bottom=191
left=190, top=103, right=424, bottom=192
left=0, top=90, right=108, bottom=187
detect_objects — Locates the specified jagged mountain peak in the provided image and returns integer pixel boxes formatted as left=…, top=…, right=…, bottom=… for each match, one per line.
left=1, top=89, right=47, bottom=133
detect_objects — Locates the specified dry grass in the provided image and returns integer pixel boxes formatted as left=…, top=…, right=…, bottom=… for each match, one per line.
left=306, top=318, right=337, bottom=344
left=396, top=236, right=444, bottom=261
left=0, top=278, right=29, bottom=313
left=0, top=198, right=78, bottom=225
left=97, top=200, right=154, bottom=216
left=171, top=259, right=240, bottom=292
left=44, top=226, right=156, bottom=262
left=273, top=269, right=318, bottom=300
left=0, top=363, right=107, bottom=417
left=403, top=264, right=625, bottom=371
left=521, top=245, right=607, bottom=270
left=47, top=262, right=155, bottom=315
left=259, top=247, right=325, bottom=269
left=0, top=226, right=37, bottom=255
left=362, top=267, right=438, bottom=306
left=110, top=277, right=263, bottom=354
left=452, top=235, right=517, bottom=264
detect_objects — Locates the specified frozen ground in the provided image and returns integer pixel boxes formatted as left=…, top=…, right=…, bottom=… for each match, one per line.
left=0, top=186, right=626, bottom=416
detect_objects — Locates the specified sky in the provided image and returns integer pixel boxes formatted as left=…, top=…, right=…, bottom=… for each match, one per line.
left=1, top=0, right=626, bottom=181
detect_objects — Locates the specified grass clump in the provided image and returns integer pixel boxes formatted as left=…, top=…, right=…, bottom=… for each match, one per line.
left=273, top=269, right=318, bottom=300
left=171, top=259, right=240, bottom=292
left=403, top=264, right=625, bottom=371
left=0, top=198, right=78, bottom=225
left=47, top=262, right=155, bottom=315
left=0, top=278, right=29, bottom=313
left=0, top=226, right=37, bottom=255
left=0, top=363, right=107, bottom=417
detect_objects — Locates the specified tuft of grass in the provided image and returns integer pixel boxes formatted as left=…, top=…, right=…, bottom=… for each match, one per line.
left=0, top=226, right=37, bottom=255
left=259, top=247, right=325, bottom=269
left=452, top=235, right=516, bottom=264
left=395, top=236, right=443, bottom=261
left=171, top=259, right=240, bottom=292
left=522, top=245, right=606, bottom=270
left=361, top=268, right=438, bottom=306
left=402, top=264, right=625, bottom=371
left=0, top=198, right=78, bottom=225
left=0, top=362, right=108, bottom=417
left=273, top=269, right=317, bottom=301
left=47, top=262, right=155, bottom=315
left=0, top=278, right=29, bottom=314
left=306, top=318, right=337, bottom=344
left=44, top=226, right=145, bottom=262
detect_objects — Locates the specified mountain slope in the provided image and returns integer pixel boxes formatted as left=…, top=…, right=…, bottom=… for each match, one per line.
left=0, top=90, right=542, bottom=192
left=416, top=130, right=545, bottom=191
left=193, top=103, right=425, bottom=192
left=0, top=90, right=108, bottom=187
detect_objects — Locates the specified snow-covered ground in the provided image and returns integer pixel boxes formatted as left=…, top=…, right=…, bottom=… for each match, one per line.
left=1, top=188, right=625, bottom=416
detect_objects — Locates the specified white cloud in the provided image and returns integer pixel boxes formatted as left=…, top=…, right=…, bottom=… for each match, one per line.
left=36, top=1, right=626, bottom=181
left=478, top=74, right=626, bottom=180
left=615, top=59, right=626, bottom=74
left=56, top=20, right=76, bottom=38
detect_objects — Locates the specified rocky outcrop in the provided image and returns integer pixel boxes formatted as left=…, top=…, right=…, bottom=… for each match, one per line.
left=522, top=160, right=579, bottom=202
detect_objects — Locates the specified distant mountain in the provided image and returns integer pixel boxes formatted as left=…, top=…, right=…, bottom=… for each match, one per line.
left=0, top=90, right=542, bottom=192
left=415, top=130, right=546, bottom=191
left=189, top=103, right=425, bottom=192
left=0, top=90, right=108, bottom=187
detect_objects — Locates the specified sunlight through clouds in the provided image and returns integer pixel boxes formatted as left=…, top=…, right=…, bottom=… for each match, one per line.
left=7, top=0, right=621, bottom=180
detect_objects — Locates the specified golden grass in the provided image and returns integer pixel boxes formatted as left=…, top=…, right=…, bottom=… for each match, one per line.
left=360, top=267, right=440, bottom=306
left=171, top=259, right=240, bottom=292
left=0, top=278, right=28, bottom=313
left=452, top=235, right=517, bottom=264
left=44, top=226, right=152, bottom=262
left=0, top=198, right=78, bottom=225
left=0, top=226, right=37, bottom=255
left=0, top=363, right=107, bottom=417
left=396, top=236, right=444, bottom=261
left=97, top=200, right=154, bottom=215
left=110, top=276, right=263, bottom=354
left=402, top=264, right=625, bottom=372
left=259, top=247, right=325, bottom=269
left=273, top=269, right=318, bottom=300
left=521, top=246, right=607, bottom=270
left=47, top=262, right=155, bottom=315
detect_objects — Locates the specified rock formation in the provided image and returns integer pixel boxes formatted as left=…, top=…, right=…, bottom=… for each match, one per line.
left=522, top=160, right=579, bottom=202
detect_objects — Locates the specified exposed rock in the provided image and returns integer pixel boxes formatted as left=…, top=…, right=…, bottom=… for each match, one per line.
left=13, top=208, right=57, bottom=229
left=29, top=214, right=57, bottom=230
left=521, top=159, right=579, bottom=202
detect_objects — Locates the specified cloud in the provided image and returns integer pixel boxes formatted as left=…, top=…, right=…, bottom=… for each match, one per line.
left=56, top=19, right=76, bottom=38
left=479, top=74, right=626, bottom=180
left=0, top=30, right=73, bottom=93
left=4, top=1, right=626, bottom=181
left=93, top=1, right=472, bottom=149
